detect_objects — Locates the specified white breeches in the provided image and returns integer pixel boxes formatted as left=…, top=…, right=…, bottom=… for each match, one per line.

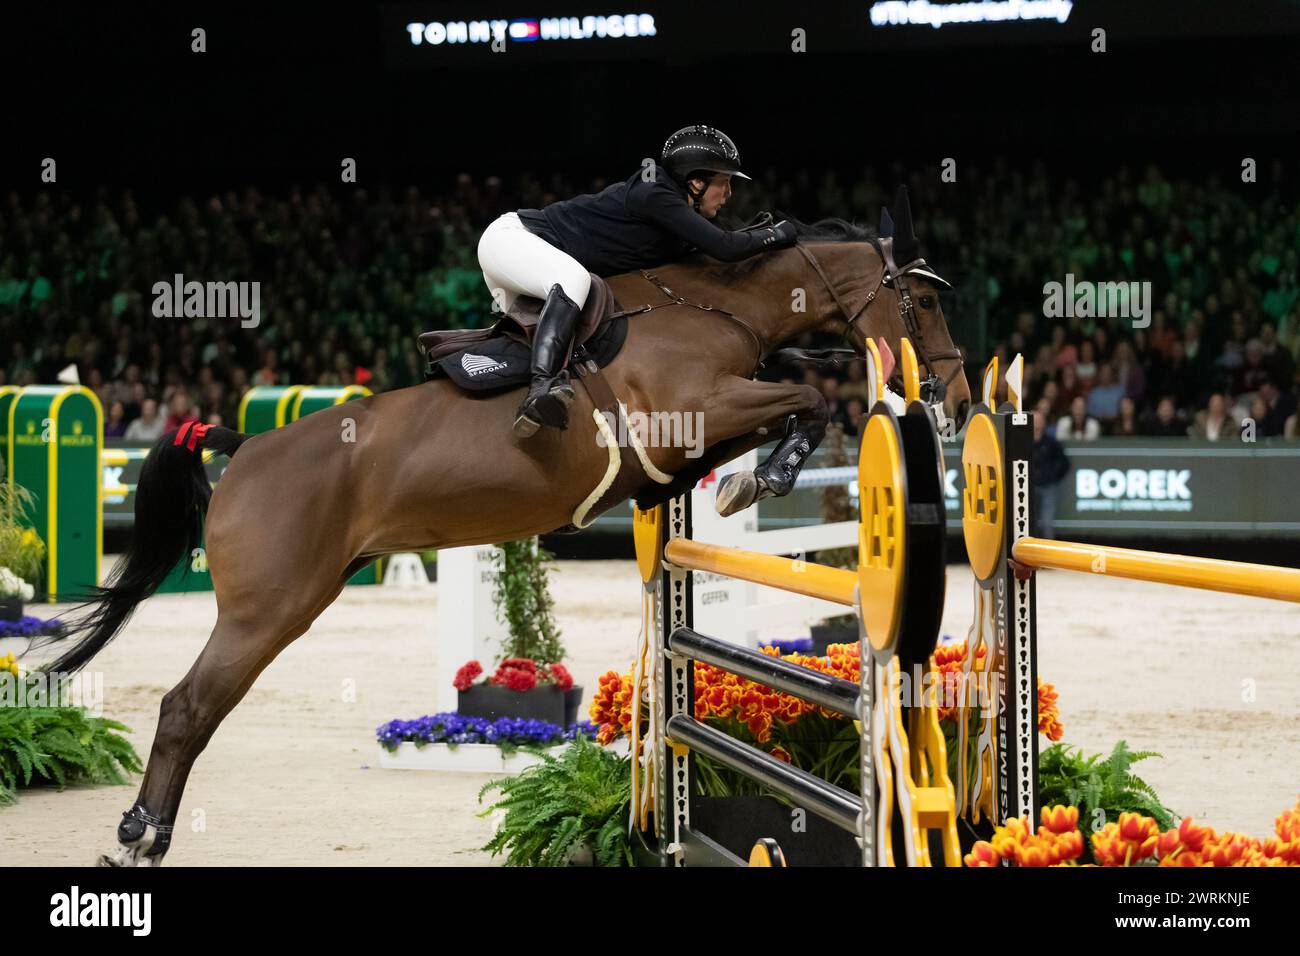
left=477, top=212, right=592, bottom=313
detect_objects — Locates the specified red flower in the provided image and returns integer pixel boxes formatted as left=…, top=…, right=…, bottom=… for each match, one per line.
left=497, top=667, right=537, bottom=692
left=453, top=660, right=483, bottom=691
left=497, top=658, right=538, bottom=674
left=545, top=663, right=574, bottom=692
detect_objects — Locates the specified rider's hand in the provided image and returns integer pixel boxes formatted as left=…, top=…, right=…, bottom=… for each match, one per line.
left=761, top=220, right=798, bottom=248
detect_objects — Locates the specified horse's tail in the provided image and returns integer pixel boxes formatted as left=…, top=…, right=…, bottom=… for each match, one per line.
left=43, top=424, right=251, bottom=674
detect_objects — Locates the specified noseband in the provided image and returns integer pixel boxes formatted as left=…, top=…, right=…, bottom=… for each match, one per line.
left=794, top=241, right=963, bottom=404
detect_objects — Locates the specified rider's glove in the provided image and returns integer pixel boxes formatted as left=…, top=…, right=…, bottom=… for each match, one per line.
left=760, top=220, right=798, bottom=248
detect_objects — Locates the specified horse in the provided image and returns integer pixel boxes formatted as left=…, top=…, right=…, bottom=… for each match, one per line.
left=50, top=188, right=969, bottom=864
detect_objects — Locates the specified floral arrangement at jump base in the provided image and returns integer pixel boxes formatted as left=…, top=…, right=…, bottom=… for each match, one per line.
left=591, top=639, right=1170, bottom=849
left=484, top=638, right=1300, bottom=866
left=965, top=799, right=1300, bottom=867
left=453, top=538, right=583, bottom=727
left=590, top=638, right=1064, bottom=800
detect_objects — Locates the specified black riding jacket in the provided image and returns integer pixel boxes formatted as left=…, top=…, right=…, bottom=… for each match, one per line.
left=517, top=164, right=779, bottom=277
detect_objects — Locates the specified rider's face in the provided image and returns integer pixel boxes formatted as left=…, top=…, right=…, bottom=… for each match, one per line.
left=692, top=174, right=732, bottom=219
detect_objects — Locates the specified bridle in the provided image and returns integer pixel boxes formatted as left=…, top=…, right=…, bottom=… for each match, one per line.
left=794, top=240, right=964, bottom=405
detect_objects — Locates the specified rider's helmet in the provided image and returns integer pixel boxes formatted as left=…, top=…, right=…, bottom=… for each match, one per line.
left=661, top=125, right=752, bottom=192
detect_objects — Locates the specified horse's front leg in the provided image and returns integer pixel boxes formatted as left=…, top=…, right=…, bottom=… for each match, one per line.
left=703, top=377, right=829, bottom=517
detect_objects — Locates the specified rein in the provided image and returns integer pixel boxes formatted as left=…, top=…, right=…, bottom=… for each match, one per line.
left=622, top=241, right=962, bottom=397
left=796, top=241, right=964, bottom=393
left=618, top=269, right=766, bottom=368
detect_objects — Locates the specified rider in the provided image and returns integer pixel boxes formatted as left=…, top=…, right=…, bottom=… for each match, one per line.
left=477, top=125, right=798, bottom=437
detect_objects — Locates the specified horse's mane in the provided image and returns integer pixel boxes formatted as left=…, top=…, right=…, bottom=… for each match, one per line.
left=784, top=216, right=878, bottom=243
left=683, top=214, right=879, bottom=283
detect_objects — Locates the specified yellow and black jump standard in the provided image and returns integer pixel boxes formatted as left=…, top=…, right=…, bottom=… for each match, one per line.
left=5, top=385, right=104, bottom=602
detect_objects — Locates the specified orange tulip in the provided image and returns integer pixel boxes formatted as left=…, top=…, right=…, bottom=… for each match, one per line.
left=1040, top=804, right=1079, bottom=834
left=1177, top=817, right=1213, bottom=853
left=964, top=841, right=1002, bottom=867
left=1048, top=829, right=1085, bottom=863
left=1011, top=837, right=1056, bottom=867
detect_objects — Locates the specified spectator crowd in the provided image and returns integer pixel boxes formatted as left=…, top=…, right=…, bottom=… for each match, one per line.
left=2, top=159, right=1297, bottom=443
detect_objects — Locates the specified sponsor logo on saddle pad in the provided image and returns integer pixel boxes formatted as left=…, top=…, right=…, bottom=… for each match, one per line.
left=461, top=352, right=510, bottom=376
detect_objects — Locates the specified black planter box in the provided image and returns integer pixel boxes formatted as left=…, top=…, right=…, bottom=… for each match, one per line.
left=0, top=596, right=23, bottom=622
left=691, top=795, right=862, bottom=866
left=809, top=619, right=857, bottom=657
left=457, top=683, right=584, bottom=727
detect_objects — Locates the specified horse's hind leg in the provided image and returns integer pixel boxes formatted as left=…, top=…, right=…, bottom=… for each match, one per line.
left=633, top=428, right=773, bottom=511
left=98, top=570, right=348, bottom=867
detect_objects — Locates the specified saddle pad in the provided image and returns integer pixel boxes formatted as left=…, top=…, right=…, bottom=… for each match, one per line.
left=437, top=337, right=530, bottom=391
left=434, top=313, right=629, bottom=393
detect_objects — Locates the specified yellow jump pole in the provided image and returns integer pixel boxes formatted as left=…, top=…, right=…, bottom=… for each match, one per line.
left=662, top=539, right=857, bottom=607
left=1013, top=537, right=1300, bottom=604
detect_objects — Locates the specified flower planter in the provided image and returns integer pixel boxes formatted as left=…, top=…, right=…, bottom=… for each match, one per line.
left=0, top=597, right=23, bottom=622
left=690, top=795, right=862, bottom=866
left=378, top=741, right=569, bottom=774
left=457, top=683, right=584, bottom=728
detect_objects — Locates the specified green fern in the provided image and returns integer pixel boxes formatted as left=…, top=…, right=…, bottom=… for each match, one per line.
left=1037, top=740, right=1178, bottom=861
left=0, top=706, right=142, bottom=805
left=478, top=736, right=633, bottom=866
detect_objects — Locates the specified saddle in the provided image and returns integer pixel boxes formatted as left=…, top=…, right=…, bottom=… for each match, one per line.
left=418, top=273, right=626, bottom=391
left=417, top=273, right=644, bottom=534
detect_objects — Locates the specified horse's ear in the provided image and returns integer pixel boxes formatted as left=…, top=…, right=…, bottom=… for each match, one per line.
left=879, top=206, right=894, bottom=239
left=892, top=185, right=919, bottom=263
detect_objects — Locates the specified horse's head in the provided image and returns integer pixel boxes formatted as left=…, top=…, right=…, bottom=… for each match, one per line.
left=797, top=188, right=970, bottom=428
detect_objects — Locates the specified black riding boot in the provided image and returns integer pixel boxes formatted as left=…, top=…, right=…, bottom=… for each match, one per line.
left=513, top=285, right=581, bottom=437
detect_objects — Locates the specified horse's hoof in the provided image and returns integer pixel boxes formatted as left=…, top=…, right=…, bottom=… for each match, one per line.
left=715, top=472, right=759, bottom=516
left=96, top=846, right=162, bottom=867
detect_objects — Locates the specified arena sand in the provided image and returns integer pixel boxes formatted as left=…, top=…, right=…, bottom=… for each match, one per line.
left=3, top=559, right=1297, bottom=866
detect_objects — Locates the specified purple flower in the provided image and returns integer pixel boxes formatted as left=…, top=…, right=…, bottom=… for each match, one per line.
left=375, top=712, right=599, bottom=750
left=0, top=614, right=66, bottom=639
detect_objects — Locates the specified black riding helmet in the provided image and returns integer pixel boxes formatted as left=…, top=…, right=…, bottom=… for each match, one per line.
left=661, top=125, right=751, bottom=207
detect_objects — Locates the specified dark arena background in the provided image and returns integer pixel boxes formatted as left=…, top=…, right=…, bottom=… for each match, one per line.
left=2, top=0, right=1300, bottom=916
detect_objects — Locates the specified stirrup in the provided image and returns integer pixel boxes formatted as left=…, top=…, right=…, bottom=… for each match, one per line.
left=513, top=372, right=576, bottom=437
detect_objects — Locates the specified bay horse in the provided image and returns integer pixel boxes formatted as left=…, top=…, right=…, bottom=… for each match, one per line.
left=53, top=189, right=969, bottom=865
